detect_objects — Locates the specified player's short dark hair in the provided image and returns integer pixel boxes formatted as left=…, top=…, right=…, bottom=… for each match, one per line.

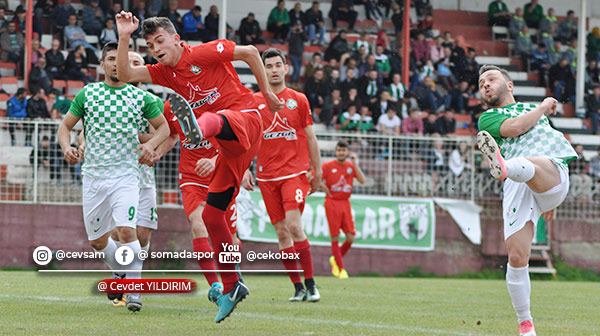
left=479, top=64, right=511, bottom=82
left=567, top=10, right=574, bottom=15
left=193, top=5, right=201, bottom=11
left=261, top=48, right=286, bottom=65
left=101, top=42, right=118, bottom=61
left=49, top=88, right=61, bottom=96
left=16, top=88, right=26, bottom=96
left=141, top=17, right=177, bottom=40
left=336, top=141, right=349, bottom=149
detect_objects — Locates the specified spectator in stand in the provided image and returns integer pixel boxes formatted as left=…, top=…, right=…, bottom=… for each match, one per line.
left=64, top=14, right=99, bottom=53
left=49, top=0, right=75, bottom=35
left=65, top=45, right=93, bottom=84
left=327, top=68, right=342, bottom=91
left=341, top=57, right=359, bottom=81
left=434, top=109, right=456, bottom=136
left=29, top=57, right=52, bottom=94
left=340, top=67, right=358, bottom=92
left=539, top=8, right=558, bottom=36
left=131, top=1, right=148, bottom=36
left=353, top=31, right=370, bottom=53
left=430, top=36, right=445, bottom=64
left=540, top=28, right=555, bottom=56
left=288, top=2, right=305, bottom=27
left=449, top=141, right=471, bottom=176
left=45, top=39, right=65, bottom=80
left=508, top=7, right=525, bottom=39
left=378, top=107, right=401, bottom=135
left=204, top=5, right=219, bottom=42
left=422, top=113, right=438, bottom=135
left=419, top=59, right=436, bottom=84
left=442, top=31, right=456, bottom=48
left=30, top=135, right=64, bottom=184
left=548, top=39, right=563, bottom=66
left=359, top=69, right=382, bottom=110
left=305, top=2, right=326, bottom=46
left=558, top=10, right=577, bottom=43
left=355, top=44, right=369, bottom=67
left=239, top=12, right=263, bottom=45
left=47, top=88, right=72, bottom=119
left=325, top=30, right=350, bottom=62
left=524, top=0, right=543, bottom=28
left=81, top=0, right=105, bottom=36
left=415, top=76, right=441, bottom=112
left=364, top=0, right=383, bottom=21
left=267, top=0, right=291, bottom=44
left=388, top=73, right=406, bottom=103
left=305, top=52, right=324, bottom=80
left=587, top=27, right=600, bottom=62
left=515, top=25, right=533, bottom=71
left=450, top=80, right=473, bottom=114
left=390, top=2, right=406, bottom=36
left=585, top=85, right=600, bottom=135
left=390, top=44, right=418, bottom=90
left=0, top=21, right=23, bottom=64
left=147, top=0, right=163, bottom=17
left=460, top=47, right=479, bottom=86
left=100, top=18, right=118, bottom=47
left=549, top=58, right=575, bottom=102
left=359, top=54, right=382, bottom=83
left=25, top=87, right=50, bottom=146
left=372, top=90, right=397, bottom=123
left=329, top=0, right=357, bottom=31
left=343, top=87, right=362, bottom=110
left=12, top=7, right=25, bottom=33
left=564, top=38, right=578, bottom=73
left=402, top=108, right=424, bottom=135
left=6, top=88, right=27, bottom=146
left=305, top=68, right=329, bottom=110
left=106, top=2, right=122, bottom=21
left=340, top=104, right=360, bottom=131
left=530, top=43, right=550, bottom=87
left=589, top=147, right=600, bottom=180
left=488, top=0, right=511, bottom=27
left=374, top=44, right=391, bottom=82
left=411, top=31, right=430, bottom=69
left=29, top=39, right=44, bottom=68
left=424, top=137, right=447, bottom=173
left=288, top=23, right=304, bottom=87
left=0, top=8, right=8, bottom=34
left=180, top=6, right=205, bottom=41
left=418, top=14, right=434, bottom=38
left=158, top=0, right=183, bottom=34
left=359, top=105, right=375, bottom=132
left=323, top=88, right=344, bottom=126
left=587, top=60, right=600, bottom=88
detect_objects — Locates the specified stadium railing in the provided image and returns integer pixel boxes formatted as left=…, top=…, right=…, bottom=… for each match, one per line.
left=0, top=119, right=598, bottom=221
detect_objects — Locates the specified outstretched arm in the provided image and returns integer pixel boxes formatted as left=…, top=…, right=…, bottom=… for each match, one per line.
left=233, top=45, right=284, bottom=113
left=115, top=11, right=152, bottom=83
left=499, top=97, right=556, bottom=138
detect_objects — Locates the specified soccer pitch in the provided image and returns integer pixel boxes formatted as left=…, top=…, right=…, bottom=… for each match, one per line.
left=1, top=271, right=598, bottom=335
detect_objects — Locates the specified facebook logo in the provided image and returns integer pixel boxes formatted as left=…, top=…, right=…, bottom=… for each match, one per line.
left=115, top=246, right=134, bottom=266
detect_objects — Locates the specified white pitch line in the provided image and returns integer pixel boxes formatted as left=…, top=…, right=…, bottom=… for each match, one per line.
left=38, top=270, right=303, bottom=273
left=0, top=294, right=501, bottom=336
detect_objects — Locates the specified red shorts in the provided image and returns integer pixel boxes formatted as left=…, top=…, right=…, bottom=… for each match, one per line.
left=324, top=198, right=356, bottom=237
left=180, top=184, right=237, bottom=235
left=257, top=174, right=310, bottom=224
left=210, top=109, right=263, bottom=195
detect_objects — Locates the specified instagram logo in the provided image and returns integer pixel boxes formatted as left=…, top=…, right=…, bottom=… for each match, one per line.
left=33, top=246, right=52, bottom=265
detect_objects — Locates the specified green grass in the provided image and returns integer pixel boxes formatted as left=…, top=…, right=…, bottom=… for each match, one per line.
left=1, top=271, right=599, bottom=335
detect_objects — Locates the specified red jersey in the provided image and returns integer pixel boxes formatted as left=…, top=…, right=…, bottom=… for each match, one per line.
left=322, top=160, right=357, bottom=200
left=164, top=101, right=218, bottom=187
left=254, top=88, right=312, bottom=181
left=146, top=40, right=257, bottom=114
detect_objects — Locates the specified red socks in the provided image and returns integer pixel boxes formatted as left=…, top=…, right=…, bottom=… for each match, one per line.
left=280, top=246, right=302, bottom=284
left=202, top=203, right=238, bottom=293
left=331, top=241, right=345, bottom=270
left=197, top=112, right=224, bottom=138
left=294, top=239, right=314, bottom=280
left=341, top=240, right=352, bottom=256
left=192, top=237, right=219, bottom=286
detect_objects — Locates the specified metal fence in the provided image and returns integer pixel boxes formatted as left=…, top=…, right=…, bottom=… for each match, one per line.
left=1, top=119, right=598, bottom=220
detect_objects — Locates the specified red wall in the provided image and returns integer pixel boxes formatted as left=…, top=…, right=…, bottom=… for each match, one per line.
left=1, top=203, right=598, bottom=274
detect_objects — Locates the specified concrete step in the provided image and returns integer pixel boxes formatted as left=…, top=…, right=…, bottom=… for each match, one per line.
left=513, top=86, right=546, bottom=97
left=513, top=80, right=537, bottom=87
left=550, top=117, right=583, bottom=130
left=476, top=56, right=510, bottom=66
left=507, top=71, right=528, bottom=81
left=528, top=267, right=556, bottom=275
left=432, top=10, right=488, bottom=26
left=568, top=134, right=600, bottom=147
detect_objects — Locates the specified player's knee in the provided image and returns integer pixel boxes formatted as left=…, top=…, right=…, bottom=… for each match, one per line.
left=330, top=235, right=339, bottom=242
left=116, top=227, right=137, bottom=243
left=273, top=221, right=290, bottom=240
left=137, top=230, right=152, bottom=248
left=89, top=239, right=106, bottom=251
left=345, top=234, right=355, bottom=244
left=508, top=250, right=530, bottom=268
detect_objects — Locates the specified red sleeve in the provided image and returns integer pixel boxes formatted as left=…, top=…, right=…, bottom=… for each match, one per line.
left=299, top=92, right=313, bottom=128
left=146, top=62, right=171, bottom=87
left=189, top=39, right=235, bottom=65
left=163, top=101, right=178, bottom=136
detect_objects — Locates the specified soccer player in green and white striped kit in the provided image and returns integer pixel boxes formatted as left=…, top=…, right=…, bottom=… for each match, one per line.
left=57, top=42, right=169, bottom=312
left=477, top=65, right=577, bottom=336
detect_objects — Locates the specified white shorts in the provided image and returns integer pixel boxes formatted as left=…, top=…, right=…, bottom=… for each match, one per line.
left=503, top=160, right=569, bottom=240
left=82, top=175, right=140, bottom=241
left=137, top=186, right=158, bottom=230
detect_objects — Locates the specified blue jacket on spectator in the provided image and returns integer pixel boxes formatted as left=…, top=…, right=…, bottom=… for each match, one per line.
left=7, top=95, right=27, bottom=119
left=182, top=11, right=203, bottom=34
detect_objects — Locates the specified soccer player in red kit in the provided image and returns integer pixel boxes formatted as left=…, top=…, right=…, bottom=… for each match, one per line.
left=115, top=14, right=283, bottom=323
left=321, top=141, right=365, bottom=279
left=245, top=48, right=322, bottom=302
left=154, top=100, right=240, bottom=303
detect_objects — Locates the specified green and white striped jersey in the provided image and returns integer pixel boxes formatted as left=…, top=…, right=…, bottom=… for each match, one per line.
left=138, top=93, right=164, bottom=188
left=69, top=82, right=162, bottom=179
left=478, top=102, right=577, bottom=168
